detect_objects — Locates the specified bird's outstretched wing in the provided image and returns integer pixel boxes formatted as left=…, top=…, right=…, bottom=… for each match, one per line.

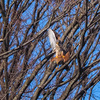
left=48, top=28, right=56, bottom=50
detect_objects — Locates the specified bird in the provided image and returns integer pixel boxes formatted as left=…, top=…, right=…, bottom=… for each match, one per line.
left=48, top=28, right=71, bottom=64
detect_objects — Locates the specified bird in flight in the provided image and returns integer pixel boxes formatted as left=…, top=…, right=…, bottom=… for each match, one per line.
left=48, top=28, right=71, bottom=64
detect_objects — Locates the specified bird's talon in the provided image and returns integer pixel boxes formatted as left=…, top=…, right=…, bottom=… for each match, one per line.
left=56, top=67, right=58, bottom=70
left=63, top=56, right=65, bottom=58
left=56, top=56, right=58, bottom=58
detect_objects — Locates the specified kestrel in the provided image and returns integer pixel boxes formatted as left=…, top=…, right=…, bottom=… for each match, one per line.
left=48, top=28, right=71, bottom=64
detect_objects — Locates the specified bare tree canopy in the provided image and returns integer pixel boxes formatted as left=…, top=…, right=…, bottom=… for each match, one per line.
left=0, top=0, right=100, bottom=100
